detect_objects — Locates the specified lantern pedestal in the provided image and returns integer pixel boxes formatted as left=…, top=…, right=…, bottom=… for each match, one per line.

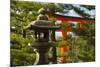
left=32, top=42, right=50, bottom=64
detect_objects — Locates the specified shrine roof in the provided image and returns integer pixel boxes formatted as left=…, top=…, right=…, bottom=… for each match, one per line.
left=55, top=4, right=95, bottom=19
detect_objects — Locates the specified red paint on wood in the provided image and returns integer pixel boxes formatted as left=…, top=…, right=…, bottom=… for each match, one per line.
left=55, top=15, right=95, bottom=22
left=55, top=15, right=95, bottom=38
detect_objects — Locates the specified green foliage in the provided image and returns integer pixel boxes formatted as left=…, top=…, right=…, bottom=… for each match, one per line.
left=56, top=22, right=95, bottom=62
left=11, top=33, right=33, bottom=48
left=11, top=49, right=36, bottom=66
left=10, top=0, right=58, bottom=66
left=61, top=22, right=71, bottom=31
left=10, top=32, right=36, bottom=66
left=75, top=36, right=95, bottom=62
left=73, top=22, right=95, bottom=46
left=56, top=40, right=67, bottom=47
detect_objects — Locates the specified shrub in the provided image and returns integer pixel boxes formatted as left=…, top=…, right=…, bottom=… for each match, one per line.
left=11, top=49, right=36, bottom=66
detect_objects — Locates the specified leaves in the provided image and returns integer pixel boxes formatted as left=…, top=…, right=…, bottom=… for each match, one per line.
left=11, top=49, right=36, bottom=66
left=10, top=1, right=58, bottom=66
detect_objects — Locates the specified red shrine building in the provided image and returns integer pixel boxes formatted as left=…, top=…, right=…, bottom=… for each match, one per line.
left=54, top=9, right=95, bottom=39
left=53, top=4, right=95, bottom=63
left=54, top=7, right=95, bottom=63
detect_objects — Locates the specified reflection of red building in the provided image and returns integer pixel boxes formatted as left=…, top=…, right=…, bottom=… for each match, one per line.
left=55, top=14, right=95, bottom=38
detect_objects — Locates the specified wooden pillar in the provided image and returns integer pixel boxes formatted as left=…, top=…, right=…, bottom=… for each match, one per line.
left=57, top=45, right=69, bottom=63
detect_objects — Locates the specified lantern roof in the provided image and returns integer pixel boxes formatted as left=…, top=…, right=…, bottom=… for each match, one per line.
left=27, top=20, right=60, bottom=30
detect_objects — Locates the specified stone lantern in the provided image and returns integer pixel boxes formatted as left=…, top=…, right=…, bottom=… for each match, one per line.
left=23, top=20, right=60, bottom=65
left=23, top=7, right=60, bottom=65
